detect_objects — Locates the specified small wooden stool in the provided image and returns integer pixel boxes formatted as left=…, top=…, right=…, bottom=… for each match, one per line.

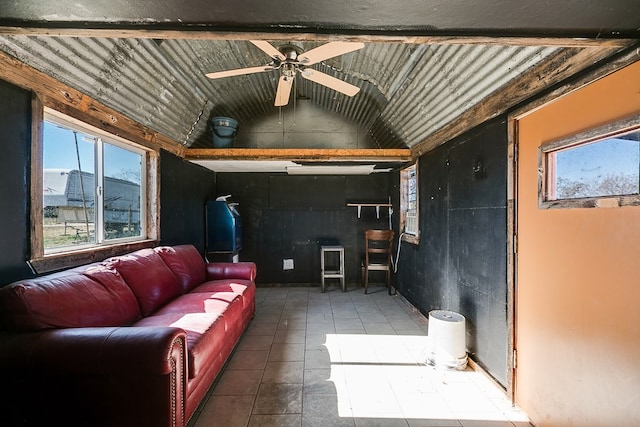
left=320, top=245, right=345, bottom=292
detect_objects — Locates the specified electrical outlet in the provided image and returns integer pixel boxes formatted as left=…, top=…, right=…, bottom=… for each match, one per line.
left=283, top=259, right=294, bottom=270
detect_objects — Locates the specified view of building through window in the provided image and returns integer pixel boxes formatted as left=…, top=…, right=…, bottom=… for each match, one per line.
left=43, top=115, right=144, bottom=252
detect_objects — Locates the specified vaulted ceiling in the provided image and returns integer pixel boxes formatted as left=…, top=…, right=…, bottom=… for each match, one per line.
left=0, top=35, right=576, bottom=149
left=0, top=1, right=638, bottom=171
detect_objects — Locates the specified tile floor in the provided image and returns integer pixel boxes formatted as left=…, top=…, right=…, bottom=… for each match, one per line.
left=188, top=285, right=531, bottom=427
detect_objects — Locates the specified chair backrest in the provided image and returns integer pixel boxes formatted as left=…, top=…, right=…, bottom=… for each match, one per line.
left=364, top=229, right=394, bottom=265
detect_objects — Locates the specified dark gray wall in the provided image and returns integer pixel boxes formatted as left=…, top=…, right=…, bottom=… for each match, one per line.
left=159, top=150, right=216, bottom=253
left=230, top=101, right=375, bottom=149
left=215, top=173, right=391, bottom=285
left=0, top=81, right=34, bottom=285
left=395, top=118, right=509, bottom=386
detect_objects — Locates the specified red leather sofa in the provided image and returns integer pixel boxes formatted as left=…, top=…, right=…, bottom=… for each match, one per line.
left=0, top=244, right=256, bottom=427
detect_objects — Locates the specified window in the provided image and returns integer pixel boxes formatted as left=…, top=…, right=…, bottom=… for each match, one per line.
left=32, top=108, right=157, bottom=269
left=400, top=163, right=419, bottom=243
left=539, top=115, right=640, bottom=209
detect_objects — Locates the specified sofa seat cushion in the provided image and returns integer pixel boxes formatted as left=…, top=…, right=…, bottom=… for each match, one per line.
left=191, top=279, right=256, bottom=312
left=157, top=292, right=245, bottom=336
left=153, top=292, right=241, bottom=318
left=138, top=292, right=245, bottom=379
left=0, top=264, right=140, bottom=331
left=104, top=248, right=182, bottom=316
left=154, top=245, right=206, bottom=293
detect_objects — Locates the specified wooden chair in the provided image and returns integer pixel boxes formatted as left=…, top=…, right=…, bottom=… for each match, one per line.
left=362, top=229, right=395, bottom=295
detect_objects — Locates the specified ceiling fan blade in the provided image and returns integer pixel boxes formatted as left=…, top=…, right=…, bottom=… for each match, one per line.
left=274, top=75, right=294, bottom=106
left=250, top=40, right=285, bottom=60
left=298, top=41, right=364, bottom=65
left=205, top=65, right=272, bottom=79
left=300, top=69, right=360, bottom=97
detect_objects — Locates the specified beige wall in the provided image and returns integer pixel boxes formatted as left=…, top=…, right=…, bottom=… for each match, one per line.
left=516, top=61, right=640, bottom=426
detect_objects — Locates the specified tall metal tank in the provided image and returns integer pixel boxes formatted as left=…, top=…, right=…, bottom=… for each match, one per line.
left=206, top=197, right=242, bottom=253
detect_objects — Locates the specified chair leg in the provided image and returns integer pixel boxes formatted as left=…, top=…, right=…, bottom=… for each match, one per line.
left=386, top=269, right=390, bottom=294
left=364, top=267, right=369, bottom=294
left=387, top=269, right=396, bottom=295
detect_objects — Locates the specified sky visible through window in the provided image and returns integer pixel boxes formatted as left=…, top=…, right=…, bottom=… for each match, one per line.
left=553, top=133, right=640, bottom=199
left=556, top=137, right=639, bottom=178
left=44, top=122, right=141, bottom=183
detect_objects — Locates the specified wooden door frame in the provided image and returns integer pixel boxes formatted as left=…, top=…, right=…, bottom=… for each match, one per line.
left=506, top=116, right=518, bottom=402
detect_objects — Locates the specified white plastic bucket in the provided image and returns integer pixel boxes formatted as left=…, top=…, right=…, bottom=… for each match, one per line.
left=427, top=310, right=468, bottom=370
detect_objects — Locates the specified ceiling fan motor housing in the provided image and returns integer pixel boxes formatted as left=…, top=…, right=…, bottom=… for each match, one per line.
left=281, top=48, right=299, bottom=61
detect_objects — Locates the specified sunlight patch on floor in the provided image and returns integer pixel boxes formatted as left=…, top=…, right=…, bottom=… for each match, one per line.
left=324, top=333, right=529, bottom=423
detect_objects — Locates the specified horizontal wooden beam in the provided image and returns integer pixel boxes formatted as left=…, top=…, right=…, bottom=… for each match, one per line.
left=0, top=26, right=635, bottom=48
left=186, top=148, right=412, bottom=162
left=0, top=50, right=184, bottom=156
left=510, top=44, right=640, bottom=121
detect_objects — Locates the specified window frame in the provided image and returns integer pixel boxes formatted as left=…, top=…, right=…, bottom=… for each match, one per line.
left=538, top=114, right=640, bottom=210
left=30, top=103, right=159, bottom=273
left=399, top=162, right=420, bottom=244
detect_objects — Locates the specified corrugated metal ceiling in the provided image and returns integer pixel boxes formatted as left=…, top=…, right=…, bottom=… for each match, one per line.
left=0, top=35, right=588, bottom=150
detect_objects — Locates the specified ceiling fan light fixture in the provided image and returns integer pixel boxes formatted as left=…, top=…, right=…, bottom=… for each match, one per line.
left=281, top=62, right=297, bottom=79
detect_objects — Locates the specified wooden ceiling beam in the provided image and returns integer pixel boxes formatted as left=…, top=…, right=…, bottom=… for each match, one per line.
left=412, top=45, right=629, bottom=157
left=0, top=26, right=634, bottom=48
left=186, top=148, right=412, bottom=162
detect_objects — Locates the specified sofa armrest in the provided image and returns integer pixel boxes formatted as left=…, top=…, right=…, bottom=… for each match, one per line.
left=206, top=261, right=257, bottom=282
left=0, top=326, right=187, bottom=427
left=0, top=326, right=186, bottom=375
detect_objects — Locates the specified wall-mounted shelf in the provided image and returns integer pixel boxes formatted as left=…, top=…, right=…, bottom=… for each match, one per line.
left=347, top=202, right=392, bottom=219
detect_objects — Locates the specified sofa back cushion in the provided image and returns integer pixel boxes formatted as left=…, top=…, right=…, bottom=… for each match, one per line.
left=0, top=264, right=141, bottom=331
left=104, top=248, right=181, bottom=316
left=154, top=245, right=206, bottom=293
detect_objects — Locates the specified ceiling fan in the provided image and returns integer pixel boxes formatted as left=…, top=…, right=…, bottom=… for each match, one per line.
left=205, top=40, right=364, bottom=107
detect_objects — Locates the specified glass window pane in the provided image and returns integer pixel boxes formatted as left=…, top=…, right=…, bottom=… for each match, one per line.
left=103, top=142, right=143, bottom=240
left=43, top=121, right=96, bottom=251
left=407, top=166, right=417, bottom=211
left=550, top=131, right=640, bottom=200
left=401, top=164, right=419, bottom=237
